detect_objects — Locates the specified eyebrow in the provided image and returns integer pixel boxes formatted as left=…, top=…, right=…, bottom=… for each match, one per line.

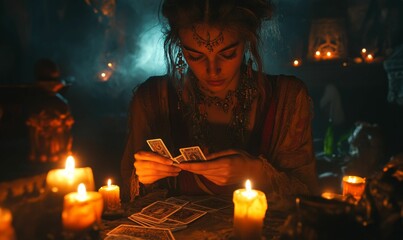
left=182, top=41, right=240, bottom=54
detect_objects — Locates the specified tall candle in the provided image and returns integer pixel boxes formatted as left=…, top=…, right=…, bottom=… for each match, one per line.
left=98, top=179, right=121, bottom=212
left=46, top=156, right=95, bottom=196
left=233, top=180, right=267, bottom=240
left=342, top=176, right=366, bottom=200
left=62, top=183, right=103, bottom=232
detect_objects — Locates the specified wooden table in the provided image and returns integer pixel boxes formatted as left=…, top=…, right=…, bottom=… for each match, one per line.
left=1, top=174, right=290, bottom=240
left=100, top=190, right=290, bottom=240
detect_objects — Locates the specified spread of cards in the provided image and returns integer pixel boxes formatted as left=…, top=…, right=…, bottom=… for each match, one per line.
left=146, top=138, right=207, bottom=163
left=106, top=197, right=232, bottom=240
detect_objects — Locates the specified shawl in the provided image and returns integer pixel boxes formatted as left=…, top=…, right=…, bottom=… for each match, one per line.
left=121, top=75, right=318, bottom=202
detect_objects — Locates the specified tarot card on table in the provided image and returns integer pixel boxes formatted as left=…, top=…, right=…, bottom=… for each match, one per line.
left=107, top=224, right=175, bottom=240
left=192, top=197, right=232, bottom=210
left=140, top=201, right=182, bottom=221
left=166, top=207, right=207, bottom=224
left=164, top=197, right=190, bottom=207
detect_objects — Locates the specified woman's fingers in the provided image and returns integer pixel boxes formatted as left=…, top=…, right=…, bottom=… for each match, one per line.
left=139, top=172, right=179, bottom=184
left=135, top=160, right=181, bottom=173
left=134, top=150, right=181, bottom=184
left=134, top=151, right=173, bottom=165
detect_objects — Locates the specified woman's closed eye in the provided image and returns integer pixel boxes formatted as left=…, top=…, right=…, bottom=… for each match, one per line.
left=186, top=52, right=204, bottom=61
left=220, top=49, right=237, bottom=60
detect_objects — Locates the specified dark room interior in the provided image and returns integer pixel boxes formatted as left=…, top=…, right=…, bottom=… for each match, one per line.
left=0, top=0, right=402, bottom=239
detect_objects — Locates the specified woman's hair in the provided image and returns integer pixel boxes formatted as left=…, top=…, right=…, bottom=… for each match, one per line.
left=160, top=0, right=273, bottom=80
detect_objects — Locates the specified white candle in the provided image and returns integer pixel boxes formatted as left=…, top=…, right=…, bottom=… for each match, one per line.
left=233, top=180, right=267, bottom=240
left=62, top=183, right=103, bottom=232
left=46, top=155, right=95, bottom=196
left=98, top=179, right=121, bottom=212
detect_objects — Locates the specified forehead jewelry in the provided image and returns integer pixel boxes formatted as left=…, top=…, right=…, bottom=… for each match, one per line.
left=192, top=26, right=224, bottom=52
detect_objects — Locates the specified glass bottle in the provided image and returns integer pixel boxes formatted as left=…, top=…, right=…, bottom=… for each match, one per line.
left=324, top=117, right=334, bottom=156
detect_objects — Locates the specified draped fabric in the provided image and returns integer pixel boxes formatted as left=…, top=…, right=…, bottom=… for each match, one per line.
left=120, top=74, right=318, bottom=202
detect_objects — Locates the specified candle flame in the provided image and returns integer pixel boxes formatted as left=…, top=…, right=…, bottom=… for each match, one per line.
left=65, top=156, right=75, bottom=177
left=293, top=59, right=300, bottom=67
left=77, top=183, right=87, bottom=201
left=65, top=156, right=75, bottom=170
left=361, top=48, right=367, bottom=53
left=245, top=179, right=252, bottom=191
left=243, top=180, right=257, bottom=198
left=326, top=51, right=332, bottom=57
left=108, top=179, right=111, bottom=187
left=315, top=50, right=321, bottom=56
left=345, top=175, right=365, bottom=184
left=367, top=54, right=373, bottom=60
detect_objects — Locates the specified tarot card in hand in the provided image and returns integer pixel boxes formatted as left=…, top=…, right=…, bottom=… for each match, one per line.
left=173, top=155, right=185, bottom=163
left=179, top=146, right=206, bottom=161
left=140, top=201, right=182, bottom=221
left=192, top=197, right=232, bottom=210
left=107, top=224, right=175, bottom=240
left=147, top=138, right=173, bottom=159
left=167, top=207, right=207, bottom=224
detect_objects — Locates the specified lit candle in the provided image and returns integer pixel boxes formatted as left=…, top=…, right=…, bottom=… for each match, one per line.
left=98, top=179, right=121, bottom=212
left=293, top=59, right=300, bottom=67
left=0, top=208, right=16, bottom=240
left=46, top=155, right=95, bottom=196
left=233, top=180, right=267, bottom=240
left=342, top=176, right=366, bottom=200
left=62, top=183, right=103, bottom=232
left=315, top=50, right=321, bottom=60
left=366, top=54, right=374, bottom=63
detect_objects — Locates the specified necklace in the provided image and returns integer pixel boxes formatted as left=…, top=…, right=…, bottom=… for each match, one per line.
left=177, top=69, right=258, bottom=149
left=197, top=86, right=236, bottom=113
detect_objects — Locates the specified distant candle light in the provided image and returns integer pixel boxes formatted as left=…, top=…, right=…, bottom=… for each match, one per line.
left=326, top=51, right=332, bottom=57
left=99, top=70, right=112, bottom=82
left=315, top=50, right=321, bottom=56
left=361, top=48, right=367, bottom=54
left=293, top=59, right=300, bottom=67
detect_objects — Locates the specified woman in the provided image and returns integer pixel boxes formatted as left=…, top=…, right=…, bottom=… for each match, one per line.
left=121, top=0, right=317, bottom=202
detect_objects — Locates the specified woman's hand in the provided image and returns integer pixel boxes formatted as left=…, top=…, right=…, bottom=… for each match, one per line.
left=134, top=151, right=181, bottom=184
left=178, top=149, right=262, bottom=186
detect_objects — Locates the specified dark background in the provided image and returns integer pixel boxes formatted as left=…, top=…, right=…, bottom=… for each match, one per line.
left=1, top=0, right=402, bottom=189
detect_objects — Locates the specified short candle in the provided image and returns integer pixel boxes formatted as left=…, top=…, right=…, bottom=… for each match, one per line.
left=98, top=179, right=121, bottom=212
left=62, top=183, right=103, bottom=232
left=342, top=176, right=366, bottom=200
left=46, top=156, right=95, bottom=196
left=233, top=180, right=267, bottom=240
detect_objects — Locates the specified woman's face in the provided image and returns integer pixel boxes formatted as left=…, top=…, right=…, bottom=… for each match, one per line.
left=179, top=24, right=245, bottom=94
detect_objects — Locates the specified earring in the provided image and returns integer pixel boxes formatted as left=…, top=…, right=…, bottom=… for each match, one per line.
left=175, top=48, right=186, bottom=110
left=247, top=53, right=253, bottom=79
left=175, top=49, right=186, bottom=78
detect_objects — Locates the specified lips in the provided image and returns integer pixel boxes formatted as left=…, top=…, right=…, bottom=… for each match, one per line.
left=206, top=80, right=225, bottom=86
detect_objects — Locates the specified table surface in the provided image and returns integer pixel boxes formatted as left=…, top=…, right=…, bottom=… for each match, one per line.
left=2, top=174, right=290, bottom=240
left=100, top=190, right=289, bottom=240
